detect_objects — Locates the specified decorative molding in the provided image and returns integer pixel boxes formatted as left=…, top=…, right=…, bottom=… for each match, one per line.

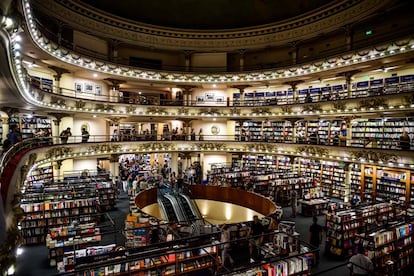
left=196, top=143, right=226, bottom=151
left=302, top=104, right=322, bottom=112
left=252, top=107, right=270, bottom=115
left=350, top=150, right=398, bottom=163
left=96, top=104, right=115, bottom=112
left=178, top=107, right=189, bottom=115
left=295, top=146, right=329, bottom=156
left=45, top=147, right=73, bottom=159
left=88, top=144, right=122, bottom=153
left=280, top=106, right=292, bottom=113
left=147, top=107, right=166, bottom=114
left=247, top=143, right=276, bottom=152
left=34, top=0, right=390, bottom=51
left=359, top=98, right=387, bottom=109
left=333, top=101, right=346, bottom=111
left=50, top=96, right=66, bottom=106
left=126, top=105, right=136, bottom=113
left=75, top=100, right=86, bottom=109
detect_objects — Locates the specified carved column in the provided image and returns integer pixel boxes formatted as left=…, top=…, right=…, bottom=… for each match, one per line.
left=231, top=85, right=250, bottom=106
left=284, top=80, right=304, bottom=104
left=182, top=119, right=193, bottom=141
left=56, top=20, right=65, bottom=46
left=288, top=41, right=300, bottom=65
left=343, top=24, right=354, bottom=51
left=344, top=163, right=352, bottom=203
left=108, top=39, right=121, bottom=62
left=104, top=78, right=126, bottom=102
left=183, top=50, right=193, bottom=72
left=1, top=107, right=19, bottom=137
left=338, top=70, right=360, bottom=99
left=48, top=113, right=69, bottom=139
left=49, top=66, right=69, bottom=94
left=285, top=117, right=302, bottom=144
left=171, top=152, right=179, bottom=176
left=54, top=160, right=63, bottom=181
left=109, top=154, right=120, bottom=178
left=177, top=85, right=197, bottom=106
left=238, top=49, right=247, bottom=71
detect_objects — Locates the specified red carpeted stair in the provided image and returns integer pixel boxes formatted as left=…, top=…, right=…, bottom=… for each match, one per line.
left=1, top=148, right=32, bottom=206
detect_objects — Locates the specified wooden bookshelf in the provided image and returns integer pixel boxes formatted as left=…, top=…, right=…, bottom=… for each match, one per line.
left=325, top=203, right=396, bottom=258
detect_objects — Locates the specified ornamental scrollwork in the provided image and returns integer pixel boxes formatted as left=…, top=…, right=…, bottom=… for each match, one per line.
left=246, top=143, right=276, bottom=152
left=178, top=107, right=189, bottom=115
left=45, top=147, right=73, bottom=159
left=295, top=146, right=329, bottom=156
left=27, top=153, right=37, bottom=168
left=280, top=106, right=292, bottom=113
left=350, top=150, right=397, bottom=163
left=403, top=94, right=414, bottom=105
left=126, top=105, right=136, bottom=113
left=147, top=107, right=166, bottom=114
left=332, top=101, right=346, bottom=111
left=359, top=98, right=387, bottom=109
left=252, top=107, right=270, bottom=115
left=75, top=100, right=86, bottom=108
left=88, top=144, right=121, bottom=153
left=229, top=107, right=241, bottom=115
left=96, top=104, right=115, bottom=111
left=195, top=143, right=226, bottom=150
left=50, top=96, right=66, bottom=106
left=302, top=104, right=322, bottom=112
left=199, top=108, right=220, bottom=116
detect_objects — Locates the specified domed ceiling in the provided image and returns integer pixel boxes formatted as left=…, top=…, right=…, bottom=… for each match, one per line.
left=79, top=0, right=336, bottom=29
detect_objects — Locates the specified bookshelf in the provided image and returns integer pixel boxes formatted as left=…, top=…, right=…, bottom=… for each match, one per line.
left=357, top=220, right=414, bottom=275
left=26, top=165, right=53, bottom=186
left=96, top=181, right=116, bottom=211
left=325, top=203, right=397, bottom=258
left=320, top=161, right=346, bottom=199
left=262, top=120, right=293, bottom=142
left=351, top=117, right=414, bottom=149
left=360, top=165, right=412, bottom=203
left=46, top=222, right=101, bottom=267
left=350, top=163, right=362, bottom=196
left=124, top=214, right=151, bottom=248
left=65, top=240, right=220, bottom=275
left=20, top=181, right=99, bottom=245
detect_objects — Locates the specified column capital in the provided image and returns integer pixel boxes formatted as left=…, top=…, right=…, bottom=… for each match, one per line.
left=288, top=40, right=301, bottom=49
left=109, top=154, right=120, bottom=163
left=48, top=66, right=70, bottom=81
left=284, top=80, right=304, bottom=91
left=48, top=113, right=70, bottom=124
left=104, top=78, right=126, bottom=88
left=1, top=107, right=19, bottom=118
left=337, top=70, right=361, bottom=81
left=231, top=85, right=250, bottom=93
left=176, top=85, right=197, bottom=93
left=183, top=50, right=194, bottom=57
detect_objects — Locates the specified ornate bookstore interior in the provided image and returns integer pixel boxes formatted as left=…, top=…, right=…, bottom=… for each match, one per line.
left=1, top=0, right=414, bottom=275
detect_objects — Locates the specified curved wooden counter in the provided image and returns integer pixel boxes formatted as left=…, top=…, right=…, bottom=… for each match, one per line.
left=135, top=185, right=277, bottom=217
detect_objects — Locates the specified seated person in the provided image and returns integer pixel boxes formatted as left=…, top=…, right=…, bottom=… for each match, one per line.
left=350, top=193, right=361, bottom=206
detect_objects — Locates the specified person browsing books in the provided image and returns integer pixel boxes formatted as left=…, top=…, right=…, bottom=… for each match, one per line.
left=348, top=244, right=374, bottom=276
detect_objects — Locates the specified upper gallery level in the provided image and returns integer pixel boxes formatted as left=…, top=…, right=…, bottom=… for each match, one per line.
left=1, top=0, right=414, bottom=116
left=8, top=0, right=414, bottom=73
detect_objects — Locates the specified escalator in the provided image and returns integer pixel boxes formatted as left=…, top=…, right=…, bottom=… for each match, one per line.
left=163, top=194, right=187, bottom=223
left=157, top=195, right=178, bottom=222
left=157, top=188, right=203, bottom=225
left=176, top=194, right=200, bottom=223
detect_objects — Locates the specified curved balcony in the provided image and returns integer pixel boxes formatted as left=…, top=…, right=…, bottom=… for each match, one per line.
left=2, top=134, right=413, bottom=204
left=19, top=0, right=414, bottom=83
left=23, top=75, right=414, bottom=119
